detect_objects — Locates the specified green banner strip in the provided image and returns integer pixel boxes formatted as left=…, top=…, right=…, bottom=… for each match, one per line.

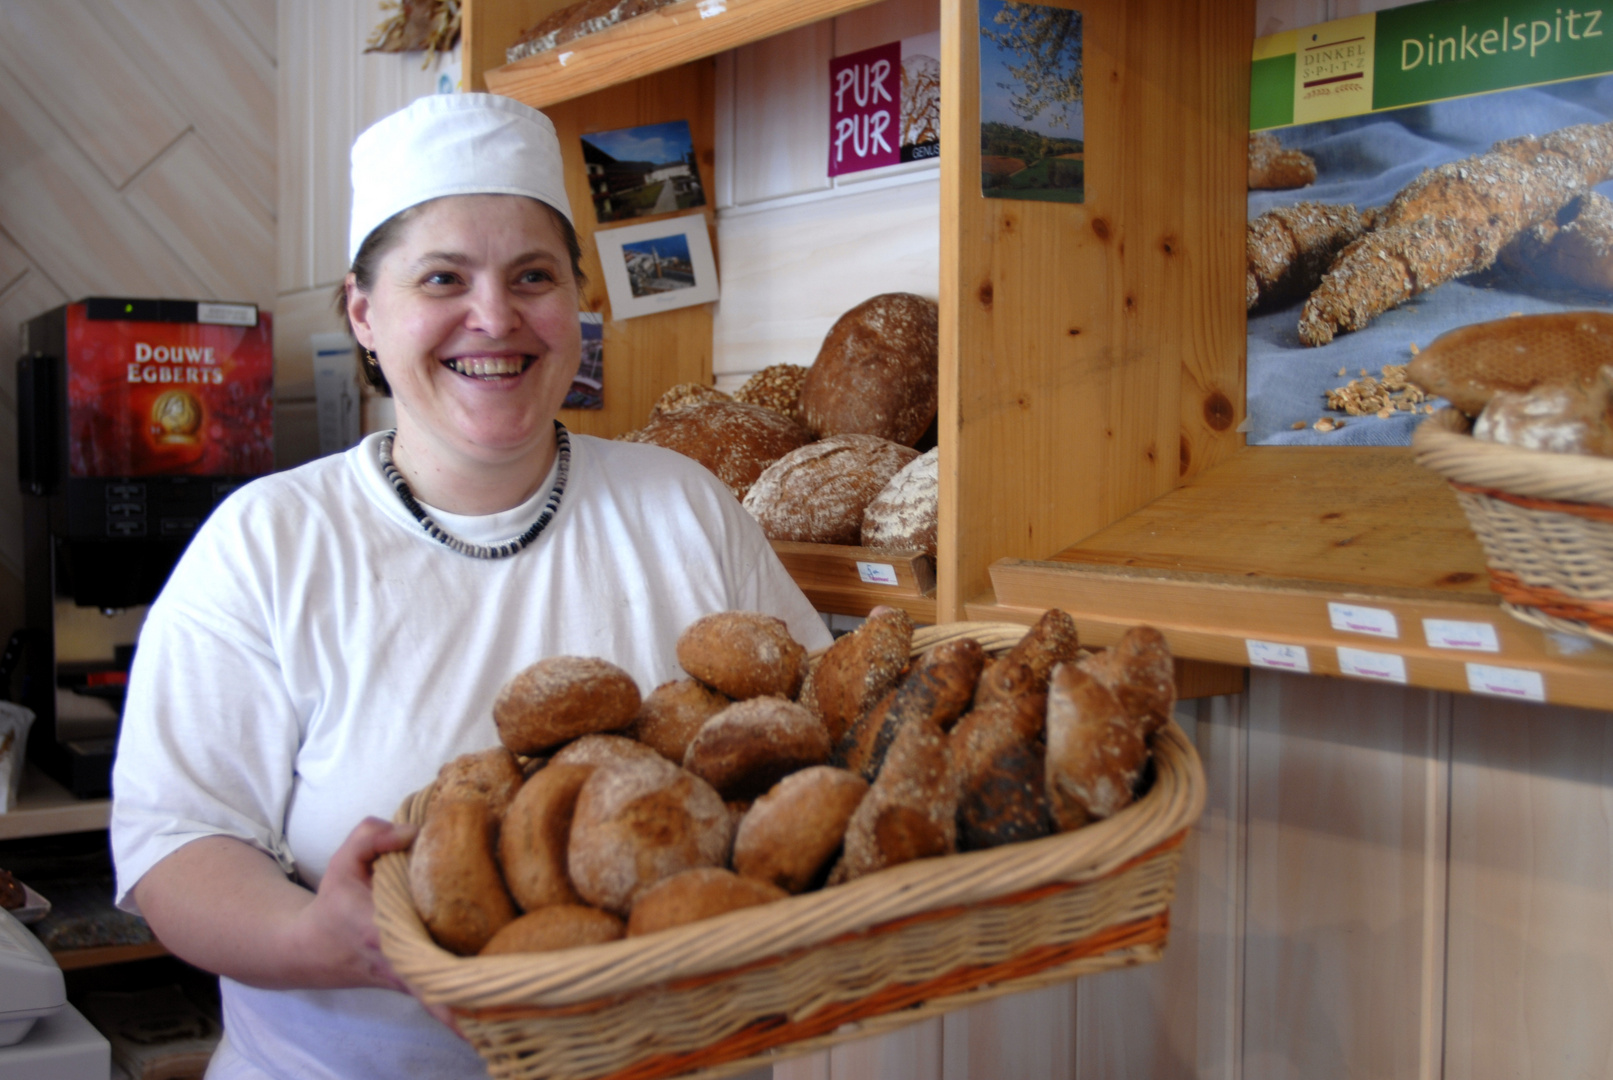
left=1250, top=54, right=1296, bottom=129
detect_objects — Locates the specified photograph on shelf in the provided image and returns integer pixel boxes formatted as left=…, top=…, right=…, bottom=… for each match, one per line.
left=828, top=32, right=941, bottom=177
left=595, top=215, right=720, bottom=320
left=580, top=120, right=707, bottom=224
left=565, top=312, right=603, bottom=410
left=978, top=0, right=1084, bottom=203
left=1245, top=0, right=1613, bottom=447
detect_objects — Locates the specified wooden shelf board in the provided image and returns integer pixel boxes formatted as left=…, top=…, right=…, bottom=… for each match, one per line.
left=51, top=941, right=168, bottom=971
left=485, top=0, right=884, bottom=108
left=772, top=541, right=937, bottom=624
left=966, top=447, right=1613, bottom=711
left=0, top=764, right=110, bottom=841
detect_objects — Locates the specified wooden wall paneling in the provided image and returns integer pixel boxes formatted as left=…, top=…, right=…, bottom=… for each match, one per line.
left=85, top=0, right=276, bottom=214
left=713, top=178, right=940, bottom=380
left=827, top=1016, right=943, bottom=1080
left=222, top=0, right=278, bottom=64
left=1444, top=697, right=1613, bottom=1080
left=939, top=0, right=1249, bottom=620
left=1241, top=671, right=1451, bottom=1080
left=731, top=22, right=835, bottom=206
left=544, top=61, right=716, bottom=437
left=125, top=132, right=278, bottom=310
left=941, top=984, right=1075, bottom=1080
left=0, top=266, right=70, bottom=410
left=714, top=48, right=737, bottom=210
left=0, top=1, right=188, bottom=191
left=1073, top=695, right=1249, bottom=1080
left=277, top=0, right=316, bottom=295
left=272, top=285, right=349, bottom=402
left=832, top=0, right=940, bottom=55
left=0, top=232, right=30, bottom=302
left=772, top=1050, right=831, bottom=1080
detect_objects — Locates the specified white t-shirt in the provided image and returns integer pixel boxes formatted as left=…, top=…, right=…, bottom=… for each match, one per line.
left=111, top=430, right=830, bottom=1080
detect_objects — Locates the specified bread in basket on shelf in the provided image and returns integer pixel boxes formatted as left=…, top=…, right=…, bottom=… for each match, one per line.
left=372, top=613, right=1207, bottom=1080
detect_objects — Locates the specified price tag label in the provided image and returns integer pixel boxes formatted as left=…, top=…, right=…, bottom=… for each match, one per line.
left=197, top=302, right=258, bottom=327
left=856, top=561, right=899, bottom=586
left=1246, top=640, right=1310, bottom=673
left=1328, top=602, right=1398, bottom=639
left=1466, top=663, right=1546, bottom=702
left=1337, top=646, right=1408, bottom=683
left=1422, top=619, right=1500, bottom=652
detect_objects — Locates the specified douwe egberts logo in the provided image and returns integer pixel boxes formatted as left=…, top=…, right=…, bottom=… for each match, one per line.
left=128, top=341, right=225, bottom=385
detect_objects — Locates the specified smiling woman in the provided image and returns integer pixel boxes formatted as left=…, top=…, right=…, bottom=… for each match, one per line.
left=106, top=93, right=831, bottom=1080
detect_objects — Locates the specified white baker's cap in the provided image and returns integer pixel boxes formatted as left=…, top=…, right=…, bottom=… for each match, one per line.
left=348, top=93, right=573, bottom=263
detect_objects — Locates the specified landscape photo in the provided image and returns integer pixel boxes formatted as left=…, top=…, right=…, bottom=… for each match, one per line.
left=564, top=312, right=603, bottom=410
left=581, top=120, right=708, bottom=224
left=621, top=233, right=697, bottom=299
left=979, top=0, right=1084, bottom=203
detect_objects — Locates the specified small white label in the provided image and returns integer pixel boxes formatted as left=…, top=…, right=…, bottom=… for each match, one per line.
left=557, top=50, right=573, bottom=66
left=1423, top=619, right=1500, bottom=652
left=1466, top=663, right=1546, bottom=702
left=699, top=0, right=727, bottom=16
left=1246, top=640, right=1310, bottom=673
left=1328, top=602, right=1399, bottom=639
left=197, top=302, right=257, bottom=327
left=1337, top=646, right=1408, bottom=683
left=856, top=561, right=899, bottom=586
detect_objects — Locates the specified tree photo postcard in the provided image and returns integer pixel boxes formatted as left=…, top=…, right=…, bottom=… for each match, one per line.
left=979, top=0, right=1084, bottom=203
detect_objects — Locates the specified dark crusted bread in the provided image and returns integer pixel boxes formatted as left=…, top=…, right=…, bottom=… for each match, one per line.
left=799, top=293, right=939, bottom=445
left=627, top=397, right=814, bottom=500
left=743, top=434, right=919, bottom=544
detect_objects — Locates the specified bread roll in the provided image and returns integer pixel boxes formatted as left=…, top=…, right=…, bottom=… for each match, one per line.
left=631, top=679, right=731, bottom=763
left=1472, top=365, right=1613, bottom=457
left=952, top=697, right=1050, bottom=850
left=733, top=766, right=868, bottom=892
left=831, top=715, right=957, bottom=884
left=493, top=656, right=642, bottom=756
left=626, top=868, right=787, bottom=937
left=804, top=609, right=914, bottom=743
left=627, top=398, right=814, bottom=500
left=1406, top=311, right=1613, bottom=415
left=426, top=747, right=525, bottom=820
left=860, top=446, right=938, bottom=554
left=409, top=799, right=516, bottom=955
left=479, top=905, right=624, bottom=955
left=732, top=364, right=808, bottom=423
left=838, top=639, right=984, bottom=780
left=682, top=696, right=832, bottom=800
left=499, top=763, right=595, bottom=911
left=742, top=434, right=919, bottom=545
left=677, top=611, right=807, bottom=700
left=568, top=756, right=732, bottom=915
left=650, top=382, right=731, bottom=418
left=975, top=609, right=1080, bottom=707
left=1044, top=663, right=1148, bottom=832
left=799, top=293, right=939, bottom=445
left=1075, top=625, right=1177, bottom=736
left=550, top=733, right=666, bottom=769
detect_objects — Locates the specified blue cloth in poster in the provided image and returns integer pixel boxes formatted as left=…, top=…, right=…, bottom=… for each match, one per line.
left=1248, top=75, right=1613, bottom=445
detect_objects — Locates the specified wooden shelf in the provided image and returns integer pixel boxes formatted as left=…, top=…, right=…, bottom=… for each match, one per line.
left=965, top=447, right=1613, bottom=710
left=770, top=541, right=937, bottom=623
left=51, top=941, right=168, bottom=971
left=0, top=764, right=111, bottom=841
left=484, top=0, right=884, bottom=107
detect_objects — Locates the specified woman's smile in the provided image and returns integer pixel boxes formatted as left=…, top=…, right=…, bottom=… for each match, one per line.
left=442, top=353, right=536, bottom=379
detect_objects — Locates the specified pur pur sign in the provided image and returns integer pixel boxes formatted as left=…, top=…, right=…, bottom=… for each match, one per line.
left=129, top=342, right=226, bottom=384
left=829, top=42, right=902, bottom=175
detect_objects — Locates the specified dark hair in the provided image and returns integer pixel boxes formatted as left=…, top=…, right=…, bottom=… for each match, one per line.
left=332, top=198, right=587, bottom=396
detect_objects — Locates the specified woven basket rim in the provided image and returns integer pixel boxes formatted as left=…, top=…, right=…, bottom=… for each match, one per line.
left=374, top=620, right=1207, bottom=1011
left=1412, top=407, right=1613, bottom=506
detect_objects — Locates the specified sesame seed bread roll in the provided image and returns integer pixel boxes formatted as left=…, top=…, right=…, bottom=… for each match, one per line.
left=493, top=656, right=642, bottom=756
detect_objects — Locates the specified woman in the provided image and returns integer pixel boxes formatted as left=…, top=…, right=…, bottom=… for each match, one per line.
left=110, top=93, right=831, bottom=1080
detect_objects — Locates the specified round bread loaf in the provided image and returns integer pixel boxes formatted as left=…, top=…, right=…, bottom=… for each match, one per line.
left=499, top=763, right=595, bottom=911
left=493, top=656, right=642, bottom=756
left=733, top=766, right=869, bottom=892
left=861, top=446, right=938, bottom=554
left=626, top=867, right=787, bottom=937
left=677, top=611, right=807, bottom=700
left=631, top=679, right=730, bottom=763
left=568, top=756, right=732, bottom=915
left=799, top=293, right=939, bottom=445
left=805, top=608, right=913, bottom=743
left=629, top=398, right=814, bottom=500
left=409, top=799, right=516, bottom=955
left=1044, top=662, right=1148, bottom=832
left=550, top=733, right=666, bottom=770
left=743, top=434, right=919, bottom=545
left=479, top=905, right=624, bottom=955
left=426, top=747, right=525, bottom=820
left=732, top=364, right=809, bottom=422
left=682, top=696, right=832, bottom=800
left=651, top=382, right=731, bottom=418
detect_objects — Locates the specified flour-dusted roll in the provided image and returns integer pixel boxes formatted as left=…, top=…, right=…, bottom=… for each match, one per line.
left=975, top=608, right=1080, bottom=707
left=799, top=293, right=939, bottom=445
left=631, top=679, right=731, bottom=764
left=550, top=733, right=666, bottom=770
left=625, top=868, right=788, bottom=936
left=479, top=905, right=624, bottom=955
left=426, top=746, right=525, bottom=820
left=952, top=696, right=1050, bottom=850
left=682, top=696, right=833, bottom=800
left=499, top=762, right=595, bottom=911
left=743, top=434, right=919, bottom=545
left=1044, top=663, right=1149, bottom=832
left=627, top=397, right=814, bottom=500
left=831, top=714, right=957, bottom=884
left=409, top=798, right=516, bottom=955
left=568, top=755, right=733, bottom=915
left=733, top=766, right=868, bottom=893
left=860, top=446, right=938, bottom=554
left=493, top=656, right=642, bottom=756
left=1076, top=625, right=1177, bottom=737
left=676, top=611, right=808, bottom=700
left=839, top=638, right=983, bottom=780
left=803, top=608, right=913, bottom=743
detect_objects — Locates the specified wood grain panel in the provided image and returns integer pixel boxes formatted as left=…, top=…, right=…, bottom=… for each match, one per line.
left=223, top=0, right=278, bottom=63
left=832, top=0, right=940, bottom=55
left=828, top=1017, right=943, bottom=1080
left=464, top=0, right=572, bottom=90
left=86, top=0, right=276, bottom=213
left=277, top=0, right=316, bottom=294
left=0, top=231, right=29, bottom=297
left=126, top=132, right=277, bottom=310
left=939, top=0, right=1249, bottom=620
left=732, top=21, right=834, bottom=206
left=272, top=285, right=349, bottom=402
left=1242, top=672, right=1449, bottom=1080
left=0, top=0, right=188, bottom=190
left=1445, top=697, right=1613, bottom=1080
left=713, top=177, right=939, bottom=376
left=942, top=984, right=1075, bottom=1080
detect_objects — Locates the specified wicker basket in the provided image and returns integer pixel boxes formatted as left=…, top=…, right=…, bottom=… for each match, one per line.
left=1412, top=408, right=1613, bottom=646
left=373, top=622, right=1207, bottom=1080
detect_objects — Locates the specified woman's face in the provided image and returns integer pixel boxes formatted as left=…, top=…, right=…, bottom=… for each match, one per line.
left=346, top=194, right=581, bottom=470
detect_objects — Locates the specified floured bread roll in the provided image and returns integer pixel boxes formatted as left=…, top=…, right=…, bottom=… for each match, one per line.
left=831, top=714, right=957, bottom=884
left=409, top=799, right=516, bottom=955
left=499, top=763, right=595, bottom=911
left=494, top=656, right=641, bottom=756
left=1473, top=366, right=1613, bottom=457
left=733, top=766, right=868, bottom=892
left=627, top=397, right=813, bottom=500
left=861, top=447, right=938, bottom=554
left=677, top=611, right=807, bottom=700
left=426, top=747, right=525, bottom=820
left=1044, top=663, right=1148, bottom=832
left=838, top=639, right=983, bottom=780
left=631, top=679, right=730, bottom=764
left=800, top=293, right=939, bottom=445
left=480, top=905, right=624, bottom=955
left=683, top=696, right=832, bottom=800
left=1076, top=625, right=1177, bottom=736
left=952, top=695, right=1050, bottom=850
left=626, top=867, right=787, bottom=936
left=802, top=608, right=913, bottom=743
left=744, top=434, right=919, bottom=544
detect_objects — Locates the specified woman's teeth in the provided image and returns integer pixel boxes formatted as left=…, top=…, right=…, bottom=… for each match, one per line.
left=447, top=356, right=526, bottom=378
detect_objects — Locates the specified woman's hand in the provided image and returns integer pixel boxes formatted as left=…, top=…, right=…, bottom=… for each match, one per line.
left=287, top=817, right=418, bottom=993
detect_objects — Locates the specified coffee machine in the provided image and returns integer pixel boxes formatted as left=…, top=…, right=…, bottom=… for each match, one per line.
left=15, top=298, right=274, bottom=797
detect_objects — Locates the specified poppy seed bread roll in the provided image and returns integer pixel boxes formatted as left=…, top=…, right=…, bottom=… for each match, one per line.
left=799, top=293, right=939, bottom=445
left=743, top=434, right=919, bottom=545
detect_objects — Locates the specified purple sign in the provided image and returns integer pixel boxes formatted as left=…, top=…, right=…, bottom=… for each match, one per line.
left=829, top=42, right=902, bottom=176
